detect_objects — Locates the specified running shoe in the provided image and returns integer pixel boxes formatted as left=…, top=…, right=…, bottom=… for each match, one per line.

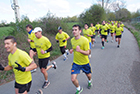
left=42, top=81, right=50, bottom=88
left=52, top=62, right=57, bottom=69
left=89, top=54, right=91, bottom=58
left=64, top=57, right=68, bottom=61
left=117, top=45, right=119, bottom=48
left=75, top=87, right=83, bottom=94
left=31, top=69, right=37, bottom=73
left=67, top=52, right=69, bottom=55
left=101, top=46, right=104, bottom=49
left=106, top=40, right=109, bottom=43
left=98, top=35, right=100, bottom=37
left=111, top=40, right=113, bottom=43
left=36, top=89, right=43, bottom=94
left=92, top=44, right=94, bottom=47
left=87, top=80, right=92, bottom=89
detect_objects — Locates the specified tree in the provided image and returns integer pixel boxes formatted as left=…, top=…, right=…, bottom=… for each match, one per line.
left=79, top=4, right=106, bottom=25
left=115, top=8, right=131, bottom=21
left=97, top=0, right=126, bottom=11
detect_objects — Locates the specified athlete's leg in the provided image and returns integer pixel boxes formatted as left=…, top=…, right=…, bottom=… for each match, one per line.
left=71, top=74, right=79, bottom=87
left=118, top=38, right=121, bottom=45
left=15, top=88, right=18, bottom=94
left=86, top=73, right=92, bottom=81
left=41, top=68, right=48, bottom=81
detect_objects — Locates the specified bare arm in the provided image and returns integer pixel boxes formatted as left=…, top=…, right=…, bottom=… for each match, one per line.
left=76, top=46, right=91, bottom=55
left=25, top=61, right=37, bottom=71
left=4, top=65, right=13, bottom=71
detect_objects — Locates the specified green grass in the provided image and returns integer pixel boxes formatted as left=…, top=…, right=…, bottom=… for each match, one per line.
left=67, top=22, right=79, bottom=30
left=0, top=27, right=14, bottom=39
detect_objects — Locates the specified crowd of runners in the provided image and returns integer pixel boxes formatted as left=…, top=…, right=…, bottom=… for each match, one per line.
left=0, top=20, right=124, bottom=94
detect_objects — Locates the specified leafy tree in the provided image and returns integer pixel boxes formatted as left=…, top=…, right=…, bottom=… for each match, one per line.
left=79, top=4, right=106, bottom=26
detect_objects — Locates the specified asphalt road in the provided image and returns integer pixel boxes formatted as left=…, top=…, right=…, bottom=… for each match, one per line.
left=0, top=27, right=140, bottom=94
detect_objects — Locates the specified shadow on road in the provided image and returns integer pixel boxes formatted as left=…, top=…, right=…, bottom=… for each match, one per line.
left=130, top=61, right=140, bottom=94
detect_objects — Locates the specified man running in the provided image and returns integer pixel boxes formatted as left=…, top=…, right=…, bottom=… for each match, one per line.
left=110, top=22, right=116, bottom=42
left=100, top=21, right=108, bottom=49
left=83, top=23, right=93, bottom=58
left=89, top=23, right=96, bottom=47
left=0, top=36, right=37, bottom=94
left=55, top=26, right=70, bottom=61
left=115, top=23, right=123, bottom=48
left=70, top=24, right=92, bottom=94
left=33, top=27, right=57, bottom=88
left=26, top=24, right=37, bottom=73
left=95, top=22, right=100, bottom=37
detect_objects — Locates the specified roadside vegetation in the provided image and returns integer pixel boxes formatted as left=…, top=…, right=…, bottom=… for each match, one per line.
left=0, top=2, right=140, bottom=85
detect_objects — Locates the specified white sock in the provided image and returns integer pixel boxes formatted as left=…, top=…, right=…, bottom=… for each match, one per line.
left=45, top=80, right=48, bottom=82
left=63, top=53, right=67, bottom=58
left=77, top=86, right=80, bottom=91
left=88, top=79, right=92, bottom=83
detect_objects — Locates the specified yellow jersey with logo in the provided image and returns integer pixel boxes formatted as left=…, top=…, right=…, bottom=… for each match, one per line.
left=83, top=29, right=93, bottom=42
left=8, top=49, right=32, bottom=84
left=110, top=25, right=116, bottom=33
left=28, top=32, right=36, bottom=48
left=89, top=26, right=96, bottom=35
left=71, top=36, right=90, bottom=65
left=95, top=24, right=100, bottom=30
left=34, top=36, right=51, bottom=59
left=100, top=25, right=108, bottom=35
left=55, top=31, right=70, bottom=47
left=115, top=27, right=123, bottom=36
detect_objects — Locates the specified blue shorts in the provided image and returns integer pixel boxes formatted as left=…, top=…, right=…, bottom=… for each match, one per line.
left=89, top=42, right=92, bottom=49
left=71, top=63, right=92, bottom=74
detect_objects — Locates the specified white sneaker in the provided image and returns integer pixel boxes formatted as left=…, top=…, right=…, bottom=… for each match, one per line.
left=92, top=44, right=94, bottom=47
left=89, top=54, right=91, bottom=58
left=31, top=69, right=37, bottom=73
left=111, top=40, right=113, bottom=43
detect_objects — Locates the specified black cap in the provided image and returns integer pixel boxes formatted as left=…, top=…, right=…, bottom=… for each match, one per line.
left=58, top=26, right=62, bottom=30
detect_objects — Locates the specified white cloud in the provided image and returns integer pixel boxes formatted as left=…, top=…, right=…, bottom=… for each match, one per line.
left=127, top=3, right=140, bottom=12
left=76, top=2, right=92, bottom=9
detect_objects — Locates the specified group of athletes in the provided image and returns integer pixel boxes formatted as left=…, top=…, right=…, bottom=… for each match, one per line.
left=0, top=20, right=124, bottom=94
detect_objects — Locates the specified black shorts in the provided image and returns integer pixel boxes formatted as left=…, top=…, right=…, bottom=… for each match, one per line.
left=39, top=57, right=50, bottom=69
left=95, top=30, right=99, bottom=32
left=60, top=46, right=66, bottom=54
left=30, top=47, right=36, bottom=52
left=116, top=35, right=122, bottom=38
left=15, top=81, right=32, bottom=93
left=91, top=35, right=95, bottom=39
left=101, top=35, right=107, bottom=40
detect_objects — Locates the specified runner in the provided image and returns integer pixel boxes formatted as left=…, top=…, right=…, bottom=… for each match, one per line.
left=110, top=22, right=116, bottom=42
left=115, top=23, right=123, bottom=48
left=95, top=22, right=100, bottom=37
left=0, top=36, right=37, bottom=94
left=83, top=23, right=93, bottom=58
left=70, top=24, right=92, bottom=94
left=26, top=24, right=37, bottom=73
left=120, top=22, right=125, bottom=33
left=55, top=26, right=70, bottom=61
left=100, top=21, right=108, bottom=49
left=89, top=23, right=96, bottom=47
left=33, top=27, right=57, bottom=88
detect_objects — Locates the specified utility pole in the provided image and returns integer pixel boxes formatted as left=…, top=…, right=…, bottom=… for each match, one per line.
left=11, top=0, right=20, bottom=22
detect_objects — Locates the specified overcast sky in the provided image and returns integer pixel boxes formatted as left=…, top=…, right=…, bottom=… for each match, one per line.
left=0, top=0, right=140, bottom=23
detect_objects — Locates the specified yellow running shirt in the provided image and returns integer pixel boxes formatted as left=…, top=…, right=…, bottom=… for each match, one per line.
left=55, top=31, right=70, bottom=47
left=110, top=25, right=116, bottom=33
left=95, top=24, right=100, bottom=30
left=115, top=27, right=123, bottom=36
left=100, top=25, right=108, bottom=35
left=28, top=32, right=36, bottom=48
left=34, top=36, right=51, bottom=59
left=83, top=29, right=93, bottom=42
left=71, top=36, right=90, bottom=65
left=8, top=48, right=32, bottom=84
left=89, top=26, right=96, bottom=35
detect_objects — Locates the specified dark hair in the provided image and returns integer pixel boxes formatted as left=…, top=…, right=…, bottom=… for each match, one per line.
left=26, top=24, right=33, bottom=30
left=4, top=36, right=17, bottom=43
left=72, top=24, right=81, bottom=30
left=85, top=23, right=89, bottom=26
